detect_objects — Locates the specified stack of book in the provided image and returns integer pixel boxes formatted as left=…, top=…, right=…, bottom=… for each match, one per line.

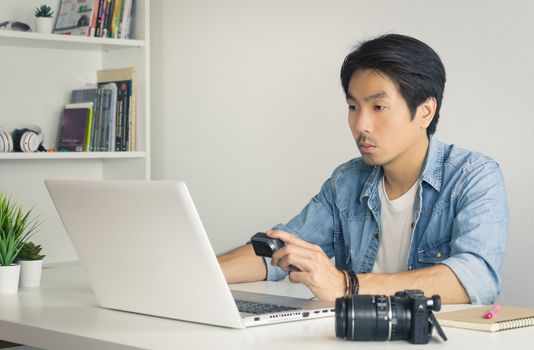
left=54, top=0, right=135, bottom=39
left=57, top=67, right=137, bottom=152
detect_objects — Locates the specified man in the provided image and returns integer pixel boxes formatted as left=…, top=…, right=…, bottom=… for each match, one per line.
left=218, top=34, right=508, bottom=305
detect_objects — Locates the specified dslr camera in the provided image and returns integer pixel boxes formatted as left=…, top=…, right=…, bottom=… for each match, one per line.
left=335, top=290, right=447, bottom=344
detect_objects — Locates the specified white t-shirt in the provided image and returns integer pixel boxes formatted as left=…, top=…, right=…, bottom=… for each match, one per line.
left=371, top=176, right=419, bottom=274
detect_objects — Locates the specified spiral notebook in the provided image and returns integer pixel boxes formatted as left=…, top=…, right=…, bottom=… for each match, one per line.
left=436, top=306, right=534, bottom=332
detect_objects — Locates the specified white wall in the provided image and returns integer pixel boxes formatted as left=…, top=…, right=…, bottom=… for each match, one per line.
left=151, top=0, right=534, bottom=307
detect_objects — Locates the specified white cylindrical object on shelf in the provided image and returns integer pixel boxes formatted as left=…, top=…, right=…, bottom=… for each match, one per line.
left=18, top=259, right=43, bottom=287
left=0, top=264, right=21, bottom=294
left=35, top=17, right=54, bottom=34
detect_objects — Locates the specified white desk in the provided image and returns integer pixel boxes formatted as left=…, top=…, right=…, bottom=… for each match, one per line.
left=0, top=264, right=532, bottom=350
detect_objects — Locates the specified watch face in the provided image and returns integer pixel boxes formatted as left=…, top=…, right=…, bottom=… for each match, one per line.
left=252, top=241, right=274, bottom=257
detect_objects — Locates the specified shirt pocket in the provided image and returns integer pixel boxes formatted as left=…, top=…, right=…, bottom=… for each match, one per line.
left=417, top=238, right=451, bottom=264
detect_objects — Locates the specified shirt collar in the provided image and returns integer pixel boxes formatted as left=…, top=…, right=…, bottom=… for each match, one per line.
left=420, top=135, right=444, bottom=192
left=359, top=136, right=444, bottom=203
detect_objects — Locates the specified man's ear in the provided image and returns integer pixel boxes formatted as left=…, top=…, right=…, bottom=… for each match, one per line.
left=417, top=97, right=437, bottom=130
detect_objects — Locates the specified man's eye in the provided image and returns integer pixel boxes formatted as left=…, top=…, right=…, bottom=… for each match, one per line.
left=374, top=105, right=385, bottom=111
left=348, top=105, right=358, bottom=111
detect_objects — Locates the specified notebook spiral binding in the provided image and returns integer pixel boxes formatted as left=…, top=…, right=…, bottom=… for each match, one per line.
left=499, top=317, right=534, bottom=331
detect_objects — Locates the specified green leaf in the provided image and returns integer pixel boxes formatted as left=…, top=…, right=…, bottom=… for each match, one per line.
left=0, top=193, right=42, bottom=266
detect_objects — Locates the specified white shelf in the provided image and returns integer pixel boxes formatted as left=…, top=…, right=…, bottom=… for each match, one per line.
left=0, top=0, right=150, bottom=264
left=0, top=30, right=145, bottom=51
left=0, top=151, right=146, bottom=160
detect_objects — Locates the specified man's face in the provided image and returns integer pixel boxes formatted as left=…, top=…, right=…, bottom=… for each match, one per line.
left=346, top=69, right=429, bottom=167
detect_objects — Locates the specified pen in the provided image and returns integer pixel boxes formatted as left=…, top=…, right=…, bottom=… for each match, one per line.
left=483, top=304, right=500, bottom=319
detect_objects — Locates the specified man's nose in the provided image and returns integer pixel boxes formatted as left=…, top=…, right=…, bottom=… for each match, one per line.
left=350, top=109, right=373, bottom=136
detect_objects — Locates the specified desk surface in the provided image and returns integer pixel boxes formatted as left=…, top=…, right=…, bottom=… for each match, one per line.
left=0, top=264, right=532, bottom=350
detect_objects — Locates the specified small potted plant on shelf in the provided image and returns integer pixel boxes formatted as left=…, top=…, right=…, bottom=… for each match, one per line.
left=0, top=193, right=41, bottom=294
left=17, top=241, right=46, bottom=288
left=34, top=4, right=55, bottom=34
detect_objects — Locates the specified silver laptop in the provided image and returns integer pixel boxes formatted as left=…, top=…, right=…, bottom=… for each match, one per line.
left=45, top=180, right=334, bottom=328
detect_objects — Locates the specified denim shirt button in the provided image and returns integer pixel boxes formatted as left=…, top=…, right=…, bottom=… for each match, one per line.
left=436, top=252, right=442, bottom=258
left=408, top=266, right=413, bottom=270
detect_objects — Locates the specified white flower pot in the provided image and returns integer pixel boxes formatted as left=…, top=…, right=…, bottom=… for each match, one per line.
left=0, top=264, right=21, bottom=294
left=35, top=17, right=54, bottom=34
left=18, top=259, right=43, bottom=287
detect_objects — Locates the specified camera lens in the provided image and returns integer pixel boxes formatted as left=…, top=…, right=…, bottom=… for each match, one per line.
left=335, top=294, right=411, bottom=341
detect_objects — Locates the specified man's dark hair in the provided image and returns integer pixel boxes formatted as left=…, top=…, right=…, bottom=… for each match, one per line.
left=340, top=34, right=446, bottom=135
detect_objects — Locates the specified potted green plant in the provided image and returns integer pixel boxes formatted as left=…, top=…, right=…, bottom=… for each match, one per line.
left=34, top=4, right=55, bottom=34
left=0, top=193, right=41, bottom=294
left=17, top=241, right=46, bottom=287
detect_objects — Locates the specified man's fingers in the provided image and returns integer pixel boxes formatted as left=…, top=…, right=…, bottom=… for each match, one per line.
left=288, top=271, right=309, bottom=284
left=267, top=229, right=321, bottom=251
left=271, top=244, right=314, bottom=267
left=277, top=252, right=313, bottom=273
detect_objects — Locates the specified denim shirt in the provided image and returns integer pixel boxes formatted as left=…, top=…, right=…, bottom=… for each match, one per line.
left=265, top=137, right=509, bottom=305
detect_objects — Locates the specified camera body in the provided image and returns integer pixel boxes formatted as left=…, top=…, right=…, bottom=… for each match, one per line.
left=398, top=290, right=437, bottom=344
left=335, top=289, right=446, bottom=344
left=250, top=232, right=285, bottom=257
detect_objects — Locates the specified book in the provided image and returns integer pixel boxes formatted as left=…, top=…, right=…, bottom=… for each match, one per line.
left=54, top=0, right=95, bottom=36
left=89, top=0, right=101, bottom=37
left=70, top=88, right=98, bottom=104
left=95, top=0, right=104, bottom=37
left=58, top=103, right=94, bottom=152
left=97, top=67, right=136, bottom=151
left=91, top=89, right=102, bottom=150
left=70, top=88, right=99, bottom=151
left=96, top=84, right=118, bottom=151
left=436, top=305, right=534, bottom=332
left=111, top=0, right=124, bottom=38
left=119, top=0, right=133, bottom=39
left=103, top=0, right=114, bottom=37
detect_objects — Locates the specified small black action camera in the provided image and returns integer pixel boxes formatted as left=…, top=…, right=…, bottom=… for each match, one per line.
left=250, top=232, right=285, bottom=257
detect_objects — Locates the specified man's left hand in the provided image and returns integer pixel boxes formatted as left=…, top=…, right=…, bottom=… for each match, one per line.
left=267, top=229, right=345, bottom=301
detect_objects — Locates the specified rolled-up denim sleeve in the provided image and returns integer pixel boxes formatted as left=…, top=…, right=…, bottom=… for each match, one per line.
left=264, top=177, right=337, bottom=281
left=440, top=161, right=509, bottom=304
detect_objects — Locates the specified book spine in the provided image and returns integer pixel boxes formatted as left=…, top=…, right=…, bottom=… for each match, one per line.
left=129, top=81, right=136, bottom=151
left=114, top=85, right=122, bottom=151
left=100, top=89, right=107, bottom=151
left=111, top=0, right=123, bottom=38
left=90, top=0, right=101, bottom=37
left=98, top=0, right=108, bottom=37
left=104, top=0, right=114, bottom=38
left=124, top=0, right=133, bottom=39
left=124, top=94, right=130, bottom=151
left=89, top=89, right=100, bottom=151
left=95, top=88, right=105, bottom=151
left=116, top=83, right=126, bottom=151
left=95, top=0, right=104, bottom=37
left=122, top=82, right=131, bottom=151
left=107, top=84, right=118, bottom=151
left=119, top=0, right=132, bottom=39
left=83, top=106, right=93, bottom=151
left=101, top=88, right=112, bottom=151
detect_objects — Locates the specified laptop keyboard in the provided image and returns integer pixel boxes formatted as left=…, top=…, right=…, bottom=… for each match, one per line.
left=236, top=300, right=299, bottom=315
